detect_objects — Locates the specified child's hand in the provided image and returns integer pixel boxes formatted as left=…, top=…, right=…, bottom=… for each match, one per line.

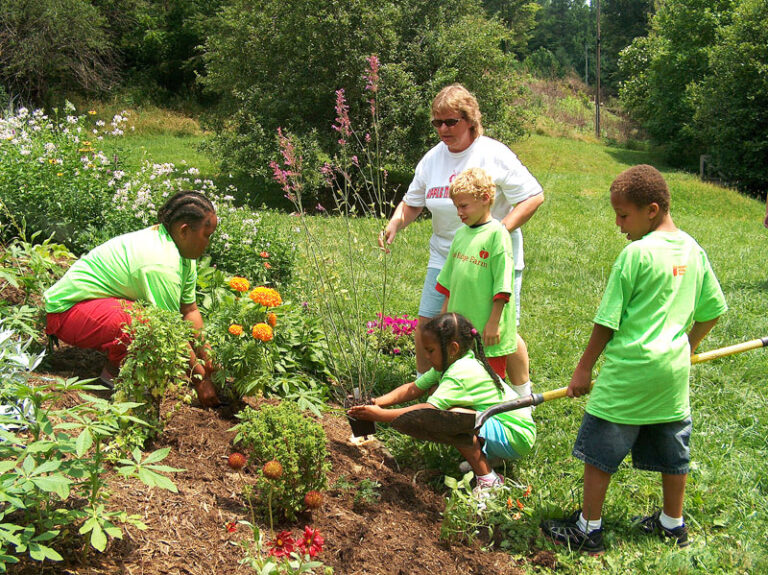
left=348, top=404, right=384, bottom=421
left=567, top=365, right=592, bottom=397
left=483, top=323, right=501, bottom=347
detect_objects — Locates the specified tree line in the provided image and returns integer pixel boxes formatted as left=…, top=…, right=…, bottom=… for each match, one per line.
left=1, top=0, right=764, bottom=197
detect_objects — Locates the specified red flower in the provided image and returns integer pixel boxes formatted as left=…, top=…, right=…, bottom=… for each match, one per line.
left=297, top=526, right=324, bottom=557
left=523, top=484, right=532, bottom=498
left=260, top=251, right=270, bottom=258
left=304, top=490, right=323, bottom=510
left=268, top=530, right=296, bottom=557
left=228, top=452, right=247, bottom=471
left=225, top=521, right=237, bottom=533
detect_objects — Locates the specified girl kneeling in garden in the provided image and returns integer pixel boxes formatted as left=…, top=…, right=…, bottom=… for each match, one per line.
left=347, top=312, right=536, bottom=497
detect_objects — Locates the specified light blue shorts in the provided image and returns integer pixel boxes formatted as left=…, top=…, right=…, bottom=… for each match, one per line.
left=478, top=418, right=521, bottom=461
left=419, top=267, right=524, bottom=324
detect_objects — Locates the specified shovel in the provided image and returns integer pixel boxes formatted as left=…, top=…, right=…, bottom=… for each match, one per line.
left=391, top=336, right=768, bottom=448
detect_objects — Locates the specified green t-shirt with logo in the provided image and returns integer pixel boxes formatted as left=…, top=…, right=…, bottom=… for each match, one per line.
left=44, top=225, right=197, bottom=314
left=436, top=220, right=516, bottom=357
left=415, top=351, right=536, bottom=456
left=587, top=230, right=727, bottom=425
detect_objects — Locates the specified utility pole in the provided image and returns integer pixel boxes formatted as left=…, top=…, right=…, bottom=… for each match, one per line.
left=595, top=0, right=601, bottom=139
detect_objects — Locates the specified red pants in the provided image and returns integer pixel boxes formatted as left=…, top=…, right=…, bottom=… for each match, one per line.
left=46, top=298, right=134, bottom=366
left=487, top=355, right=507, bottom=380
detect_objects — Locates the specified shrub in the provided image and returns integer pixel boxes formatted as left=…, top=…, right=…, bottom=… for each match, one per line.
left=114, top=303, right=195, bottom=450
left=233, top=403, right=330, bottom=521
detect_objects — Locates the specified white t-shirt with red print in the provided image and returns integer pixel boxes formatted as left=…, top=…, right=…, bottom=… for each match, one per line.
left=403, top=136, right=542, bottom=270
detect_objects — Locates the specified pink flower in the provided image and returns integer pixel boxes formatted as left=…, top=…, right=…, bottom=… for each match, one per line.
left=332, top=89, right=351, bottom=145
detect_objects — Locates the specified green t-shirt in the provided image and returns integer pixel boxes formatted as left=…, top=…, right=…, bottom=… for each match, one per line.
left=587, top=230, right=727, bottom=425
left=44, top=225, right=197, bottom=314
left=415, top=351, right=536, bottom=456
left=436, top=220, right=517, bottom=357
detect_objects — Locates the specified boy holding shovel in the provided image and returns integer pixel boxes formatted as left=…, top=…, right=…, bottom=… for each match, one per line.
left=541, top=165, right=727, bottom=554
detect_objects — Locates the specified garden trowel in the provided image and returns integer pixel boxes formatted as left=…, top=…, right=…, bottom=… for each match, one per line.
left=391, top=336, right=767, bottom=448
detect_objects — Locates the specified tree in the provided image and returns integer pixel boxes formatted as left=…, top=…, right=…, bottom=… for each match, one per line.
left=600, top=0, right=653, bottom=93
left=695, top=0, right=768, bottom=196
left=618, top=0, right=734, bottom=165
left=200, top=0, right=534, bottom=203
left=0, top=0, right=116, bottom=104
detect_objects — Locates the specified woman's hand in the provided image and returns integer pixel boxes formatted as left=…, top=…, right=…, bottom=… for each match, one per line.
left=378, top=224, right=398, bottom=252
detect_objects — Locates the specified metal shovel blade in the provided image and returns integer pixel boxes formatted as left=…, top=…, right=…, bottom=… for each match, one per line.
left=391, top=409, right=476, bottom=447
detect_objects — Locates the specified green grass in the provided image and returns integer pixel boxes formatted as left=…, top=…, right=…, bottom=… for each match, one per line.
left=73, top=118, right=768, bottom=572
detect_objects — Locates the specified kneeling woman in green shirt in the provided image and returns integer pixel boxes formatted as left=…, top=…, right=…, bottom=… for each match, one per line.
left=348, top=312, right=536, bottom=497
left=44, top=190, right=220, bottom=407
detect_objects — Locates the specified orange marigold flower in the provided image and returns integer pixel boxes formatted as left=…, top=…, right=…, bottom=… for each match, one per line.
left=267, top=312, right=277, bottom=327
left=229, top=276, right=251, bottom=292
left=252, top=323, right=273, bottom=342
left=249, top=287, right=282, bottom=307
left=228, top=324, right=243, bottom=336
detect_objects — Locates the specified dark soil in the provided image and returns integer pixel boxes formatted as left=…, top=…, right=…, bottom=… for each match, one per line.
left=10, top=346, right=554, bottom=575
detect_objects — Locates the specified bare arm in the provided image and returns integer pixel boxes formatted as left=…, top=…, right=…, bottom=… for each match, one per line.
left=499, top=192, right=544, bottom=233
left=379, top=201, right=424, bottom=250
left=348, top=402, right=436, bottom=423
left=483, top=298, right=506, bottom=347
left=180, top=302, right=219, bottom=407
left=688, top=317, right=720, bottom=353
left=568, top=323, right=614, bottom=398
left=373, top=381, right=426, bottom=407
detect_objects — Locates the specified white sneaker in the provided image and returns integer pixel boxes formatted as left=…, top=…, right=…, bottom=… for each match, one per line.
left=472, top=475, right=505, bottom=511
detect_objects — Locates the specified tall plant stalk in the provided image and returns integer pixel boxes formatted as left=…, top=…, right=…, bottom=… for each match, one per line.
left=271, top=55, right=392, bottom=400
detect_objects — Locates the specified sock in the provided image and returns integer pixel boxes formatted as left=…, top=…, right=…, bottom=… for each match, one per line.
left=659, top=511, right=684, bottom=530
left=477, top=470, right=499, bottom=484
left=512, top=380, right=532, bottom=396
left=577, top=513, right=602, bottom=534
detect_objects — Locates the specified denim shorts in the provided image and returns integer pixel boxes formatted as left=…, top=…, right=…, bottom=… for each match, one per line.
left=479, top=417, right=521, bottom=461
left=418, top=267, right=524, bottom=322
left=572, top=413, right=692, bottom=475
left=418, top=267, right=446, bottom=318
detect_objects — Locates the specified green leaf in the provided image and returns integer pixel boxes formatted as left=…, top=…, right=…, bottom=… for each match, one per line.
left=89, top=523, right=107, bottom=552
left=0, top=461, right=17, bottom=475
left=75, top=428, right=93, bottom=457
left=141, top=447, right=171, bottom=465
left=28, top=541, right=63, bottom=562
left=137, top=468, right=178, bottom=493
left=30, top=475, right=71, bottom=499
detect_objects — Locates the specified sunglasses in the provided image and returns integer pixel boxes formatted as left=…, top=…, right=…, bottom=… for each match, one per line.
left=431, top=118, right=462, bottom=128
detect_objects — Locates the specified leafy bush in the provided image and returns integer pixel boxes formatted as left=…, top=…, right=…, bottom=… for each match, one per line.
left=0, top=328, right=181, bottom=570
left=114, top=303, right=195, bottom=450
left=200, top=271, right=331, bottom=404
left=0, top=104, right=297, bottom=283
left=233, top=403, right=330, bottom=521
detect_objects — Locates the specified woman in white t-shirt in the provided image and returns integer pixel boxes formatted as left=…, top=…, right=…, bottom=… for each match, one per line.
left=379, top=84, right=543, bottom=395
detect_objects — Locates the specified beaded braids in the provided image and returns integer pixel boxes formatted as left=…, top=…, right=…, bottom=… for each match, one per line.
left=157, top=191, right=215, bottom=231
left=422, top=312, right=504, bottom=392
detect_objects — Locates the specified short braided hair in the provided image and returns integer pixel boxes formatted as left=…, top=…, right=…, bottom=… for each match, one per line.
left=422, top=313, right=504, bottom=392
left=157, top=191, right=215, bottom=231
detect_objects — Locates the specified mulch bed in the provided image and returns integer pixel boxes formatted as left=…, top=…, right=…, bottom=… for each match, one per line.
left=9, top=348, right=556, bottom=575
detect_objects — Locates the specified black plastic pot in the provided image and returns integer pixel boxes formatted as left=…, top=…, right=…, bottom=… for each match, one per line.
left=344, top=393, right=377, bottom=437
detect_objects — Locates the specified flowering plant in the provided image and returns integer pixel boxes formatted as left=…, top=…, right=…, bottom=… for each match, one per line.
left=232, top=522, right=331, bottom=574
left=366, top=313, right=418, bottom=357
left=270, top=55, right=395, bottom=401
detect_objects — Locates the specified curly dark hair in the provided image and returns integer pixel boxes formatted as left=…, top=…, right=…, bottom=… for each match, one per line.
left=610, top=164, right=670, bottom=214
left=421, top=312, right=504, bottom=391
left=157, top=191, right=215, bottom=231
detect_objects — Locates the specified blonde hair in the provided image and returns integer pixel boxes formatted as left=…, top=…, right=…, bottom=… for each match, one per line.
left=431, top=83, right=484, bottom=138
left=449, top=167, right=495, bottom=203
